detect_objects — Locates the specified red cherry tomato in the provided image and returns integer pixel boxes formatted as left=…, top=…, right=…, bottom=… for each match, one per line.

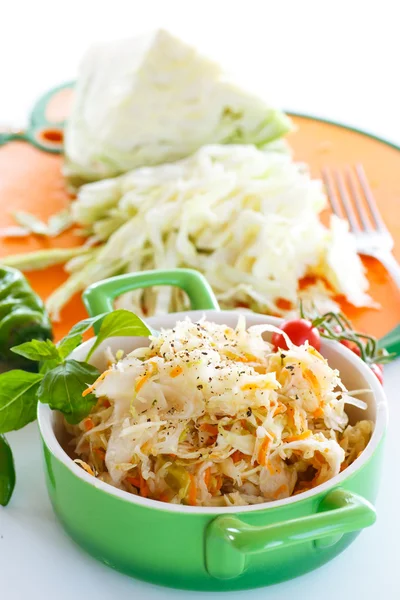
left=370, top=363, right=384, bottom=385
left=340, top=339, right=362, bottom=356
left=272, top=319, right=321, bottom=351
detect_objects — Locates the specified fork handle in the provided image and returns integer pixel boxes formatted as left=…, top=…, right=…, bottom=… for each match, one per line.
left=374, top=251, right=400, bottom=289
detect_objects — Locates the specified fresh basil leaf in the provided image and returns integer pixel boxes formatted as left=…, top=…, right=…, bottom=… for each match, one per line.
left=39, top=358, right=63, bottom=375
left=66, top=313, right=108, bottom=338
left=0, top=371, right=43, bottom=433
left=38, top=359, right=100, bottom=424
left=86, top=310, right=151, bottom=360
left=57, top=313, right=108, bottom=359
left=57, top=335, right=83, bottom=360
left=11, top=339, right=60, bottom=362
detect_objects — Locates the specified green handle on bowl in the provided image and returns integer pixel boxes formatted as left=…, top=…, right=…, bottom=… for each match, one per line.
left=205, top=488, right=375, bottom=580
left=83, top=269, right=220, bottom=326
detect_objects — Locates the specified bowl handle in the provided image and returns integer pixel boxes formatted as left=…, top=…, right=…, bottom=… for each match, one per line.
left=205, top=488, right=375, bottom=580
left=83, top=268, right=220, bottom=320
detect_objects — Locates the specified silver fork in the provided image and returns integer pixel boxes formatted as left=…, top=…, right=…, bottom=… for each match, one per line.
left=322, top=164, right=400, bottom=288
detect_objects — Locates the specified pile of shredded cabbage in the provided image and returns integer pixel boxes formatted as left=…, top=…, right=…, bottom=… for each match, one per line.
left=67, top=317, right=373, bottom=507
left=37, top=144, right=371, bottom=320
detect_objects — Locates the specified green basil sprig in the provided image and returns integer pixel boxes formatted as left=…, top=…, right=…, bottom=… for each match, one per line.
left=0, top=309, right=151, bottom=433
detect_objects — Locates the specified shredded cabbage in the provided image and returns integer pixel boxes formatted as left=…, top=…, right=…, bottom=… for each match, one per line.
left=67, top=317, right=373, bottom=506
left=42, top=144, right=372, bottom=320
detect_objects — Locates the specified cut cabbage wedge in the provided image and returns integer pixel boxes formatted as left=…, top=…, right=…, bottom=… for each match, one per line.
left=64, top=29, right=292, bottom=186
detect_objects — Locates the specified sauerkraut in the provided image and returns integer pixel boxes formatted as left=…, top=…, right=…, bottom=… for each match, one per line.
left=67, top=317, right=373, bottom=506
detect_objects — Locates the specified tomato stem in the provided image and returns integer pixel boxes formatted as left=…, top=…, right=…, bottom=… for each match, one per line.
left=305, top=305, right=393, bottom=366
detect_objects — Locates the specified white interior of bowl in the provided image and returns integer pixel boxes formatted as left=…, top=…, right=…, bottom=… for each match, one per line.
left=38, top=310, right=388, bottom=514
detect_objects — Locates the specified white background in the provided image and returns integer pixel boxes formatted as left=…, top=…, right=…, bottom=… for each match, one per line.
left=0, top=1, right=399, bottom=599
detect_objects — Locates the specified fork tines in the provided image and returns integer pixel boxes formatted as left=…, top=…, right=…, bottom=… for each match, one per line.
left=322, top=164, right=387, bottom=233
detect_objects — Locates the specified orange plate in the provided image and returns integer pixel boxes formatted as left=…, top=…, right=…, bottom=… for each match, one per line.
left=0, top=114, right=399, bottom=341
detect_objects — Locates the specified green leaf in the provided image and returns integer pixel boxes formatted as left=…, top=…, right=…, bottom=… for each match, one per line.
left=57, top=335, right=82, bottom=360
left=0, top=371, right=43, bottom=433
left=38, top=359, right=100, bottom=424
left=68, top=313, right=108, bottom=338
left=0, top=434, right=16, bottom=506
left=86, top=309, right=151, bottom=360
left=57, top=313, right=108, bottom=359
left=39, top=358, right=63, bottom=375
left=11, top=339, right=60, bottom=362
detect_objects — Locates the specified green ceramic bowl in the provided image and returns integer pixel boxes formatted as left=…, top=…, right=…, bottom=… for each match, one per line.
left=37, top=269, right=388, bottom=591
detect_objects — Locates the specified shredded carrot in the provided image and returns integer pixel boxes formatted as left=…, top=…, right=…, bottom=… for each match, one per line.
left=126, top=476, right=141, bottom=488
left=215, top=476, right=223, bottom=492
left=159, top=491, right=171, bottom=503
left=240, top=419, right=247, bottom=427
left=303, top=368, right=322, bottom=401
left=188, top=474, right=197, bottom=506
left=285, top=430, right=312, bottom=443
left=241, top=379, right=276, bottom=391
left=265, top=461, right=274, bottom=475
left=204, top=467, right=211, bottom=488
left=257, top=437, right=271, bottom=466
left=141, top=440, right=152, bottom=454
left=199, top=423, right=218, bottom=436
left=210, top=475, right=223, bottom=494
left=312, top=452, right=324, bottom=467
left=273, top=403, right=287, bottom=416
left=313, top=407, right=324, bottom=418
left=170, top=365, right=183, bottom=378
left=135, top=361, right=157, bottom=393
left=286, top=405, right=295, bottom=426
left=224, top=351, right=258, bottom=363
left=94, top=447, right=105, bottom=460
left=139, top=472, right=149, bottom=498
left=83, top=417, right=94, bottom=432
left=222, top=350, right=239, bottom=361
left=231, top=450, right=245, bottom=463
left=241, top=383, right=257, bottom=391
left=273, top=484, right=288, bottom=499
left=244, top=353, right=259, bottom=362
left=265, top=458, right=281, bottom=475
left=82, top=369, right=112, bottom=397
